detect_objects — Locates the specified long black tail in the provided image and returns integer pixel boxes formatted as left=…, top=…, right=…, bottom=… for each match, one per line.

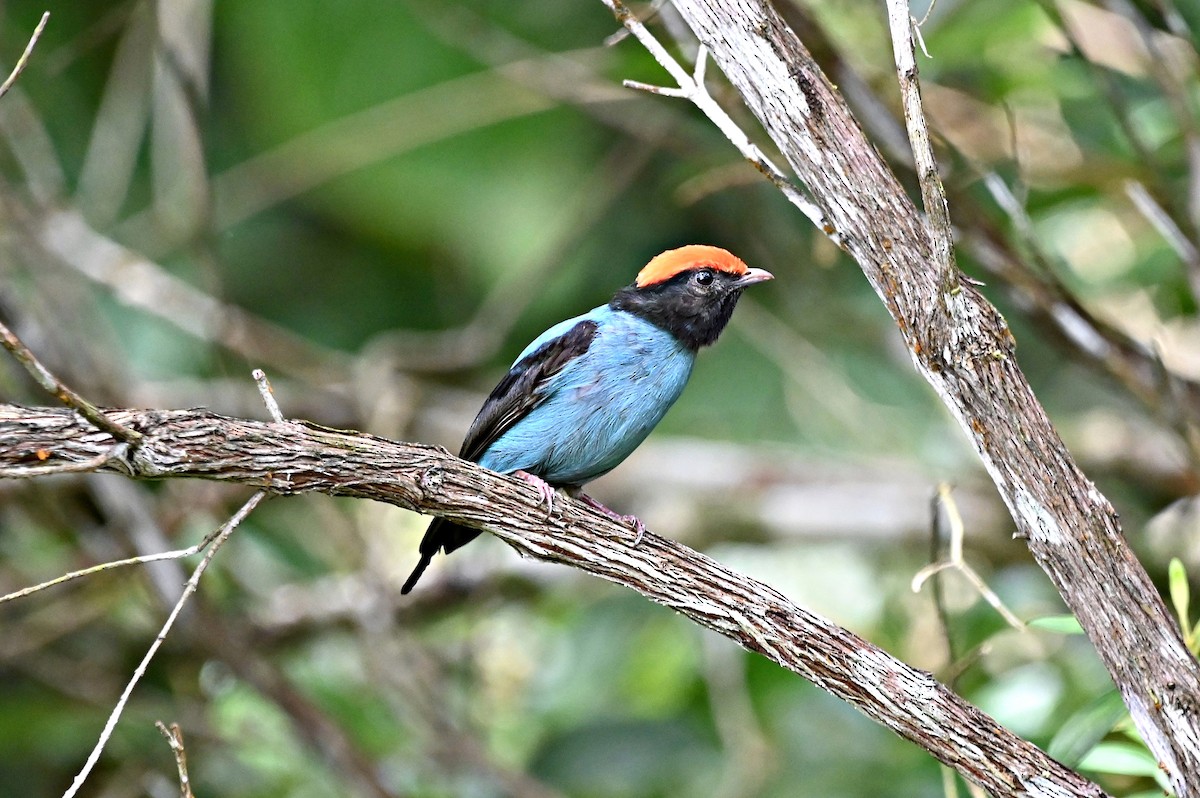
left=400, top=518, right=482, bottom=594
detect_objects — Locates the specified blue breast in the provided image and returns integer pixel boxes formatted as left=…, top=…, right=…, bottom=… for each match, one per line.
left=478, top=306, right=695, bottom=486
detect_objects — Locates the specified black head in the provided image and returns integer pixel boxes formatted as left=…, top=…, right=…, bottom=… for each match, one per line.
left=609, top=262, right=774, bottom=350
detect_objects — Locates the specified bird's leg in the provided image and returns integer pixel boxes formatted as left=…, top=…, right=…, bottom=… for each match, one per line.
left=574, top=491, right=646, bottom=546
left=514, top=470, right=555, bottom=517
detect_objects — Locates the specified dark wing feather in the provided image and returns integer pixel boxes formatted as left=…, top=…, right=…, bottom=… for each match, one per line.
left=459, top=319, right=598, bottom=462
left=401, top=318, right=598, bottom=594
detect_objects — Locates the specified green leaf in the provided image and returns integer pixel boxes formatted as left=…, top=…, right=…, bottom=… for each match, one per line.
left=1169, top=557, right=1190, bottom=630
left=1047, top=690, right=1128, bottom=767
left=1078, top=742, right=1162, bottom=777
left=1028, top=614, right=1085, bottom=634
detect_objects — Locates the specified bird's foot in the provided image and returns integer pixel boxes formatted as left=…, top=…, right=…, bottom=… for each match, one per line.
left=515, top=470, right=555, bottom=517
left=578, top=493, right=646, bottom=545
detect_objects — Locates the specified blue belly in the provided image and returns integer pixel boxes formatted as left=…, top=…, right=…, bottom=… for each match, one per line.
left=478, top=308, right=694, bottom=486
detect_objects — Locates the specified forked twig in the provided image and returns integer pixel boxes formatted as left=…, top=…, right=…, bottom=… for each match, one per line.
left=1, top=372, right=282, bottom=607
left=0, top=319, right=143, bottom=445
left=155, top=722, right=195, bottom=798
left=1125, top=180, right=1200, bottom=301
left=62, top=491, right=266, bottom=798
left=912, top=483, right=1025, bottom=631
left=601, top=0, right=835, bottom=241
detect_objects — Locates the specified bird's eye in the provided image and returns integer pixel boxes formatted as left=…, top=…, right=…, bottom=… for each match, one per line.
left=694, top=270, right=714, bottom=286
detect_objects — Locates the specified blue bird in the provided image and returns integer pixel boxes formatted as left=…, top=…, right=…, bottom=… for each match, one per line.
left=402, top=245, right=773, bottom=593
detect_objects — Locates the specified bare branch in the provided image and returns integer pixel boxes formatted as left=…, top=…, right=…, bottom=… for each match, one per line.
left=2, top=543, right=169, bottom=605
left=885, top=0, right=958, bottom=293
left=0, top=490, right=226, bottom=605
left=601, top=0, right=834, bottom=240
left=62, top=490, right=265, bottom=798
left=0, top=11, right=49, bottom=102
left=252, top=368, right=284, bottom=423
left=609, top=1, right=1200, bottom=793
left=154, top=722, right=194, bottom=798
left=0, top=320, right=143, bottom=444
left=0, top=404, right=1106, bottom=798
left=913, top=483, right=1026, bottom=632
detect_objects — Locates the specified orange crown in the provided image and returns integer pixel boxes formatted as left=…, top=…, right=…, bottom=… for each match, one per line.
left=635, top=245, right=748, bottom=288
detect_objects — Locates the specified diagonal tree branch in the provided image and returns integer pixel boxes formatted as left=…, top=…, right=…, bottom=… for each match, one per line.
left=624, top=1, right=1200, bottom=794
left=0, top=11, right=49, bottom=103
left=0, top=318, right=142, bottom=444
left=0, top=402, right=1106, bottom=797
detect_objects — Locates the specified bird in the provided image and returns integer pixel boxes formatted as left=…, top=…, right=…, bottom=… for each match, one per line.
left=401, top=245, right=773, bottom=593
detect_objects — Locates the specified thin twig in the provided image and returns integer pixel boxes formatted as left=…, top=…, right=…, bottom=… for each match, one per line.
left=910, top=21, right=932, bottom=59
left=1125, top=180, right=1200, bottom=302
left=0, top=319, right=142, bottom=444
left=0, top=509, right=226, bottom=605
left=912, top=483, right=1026, bottom=631
left=0, top=11, right=49, bottom=102
left=155, top=722, right=195, bottom=798
left=928, top=483, right=959, bottom=676
left=601, top=0, right=836, bottom=241
left=885, top=0, right=958, bottom=293
left=915, top=0, right=939, bottom=26
left=62, top=491, right=266, bottom=798
left=0, top=442, right=126, bottom=479
left=252, top=368, right=284, bottom=423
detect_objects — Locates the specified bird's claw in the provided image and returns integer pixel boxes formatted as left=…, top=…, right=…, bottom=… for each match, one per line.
left=578, top=493, right=646, bottom=545
left=621, top=513, right=646, bottom=546
left=515, top=470, right=555, bottom=517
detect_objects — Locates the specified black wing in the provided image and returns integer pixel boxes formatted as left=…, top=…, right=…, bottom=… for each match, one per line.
left=458, top=319, right=598, bottom=462
left=400, top=318, right=598, bottom=594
